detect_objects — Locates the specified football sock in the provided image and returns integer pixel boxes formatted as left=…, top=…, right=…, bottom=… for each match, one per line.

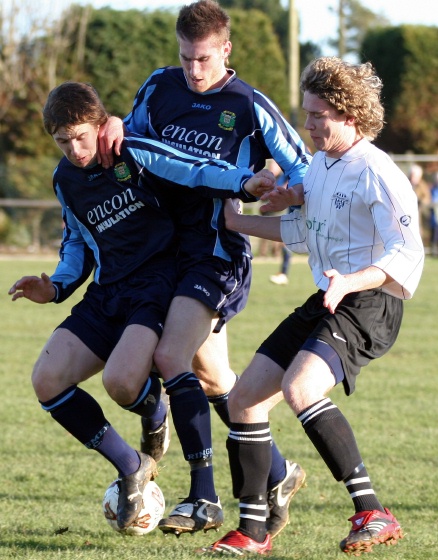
left=344, top=463, right=385, bottom=513
left=209, top=390, right=232, bottom=425
left=208, top=382, right=287, bottom=490
left=121, top=372, right=165, bottom=429
left=40, top=386, right=139, bottom=476
left=227, top=422, right=270, bottom=542
left=96, top=427, right=140, bottom=477
left=164, top=372, right=216, bottom=502
left=298, top=398, right=362, bottom=481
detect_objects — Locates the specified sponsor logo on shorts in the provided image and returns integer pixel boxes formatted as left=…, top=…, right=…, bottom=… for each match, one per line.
left=400, top=215, right=411, bottom=226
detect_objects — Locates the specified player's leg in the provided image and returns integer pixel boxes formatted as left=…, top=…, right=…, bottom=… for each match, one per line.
left=286, top=290, right=404, bottom=554
left=33, top=326, right=156, bottom=529
left=195, top=322, right=306, bottom=539
left=198, top=352, right=284, bottom=555
left=154, top=295, right=223, bottom=536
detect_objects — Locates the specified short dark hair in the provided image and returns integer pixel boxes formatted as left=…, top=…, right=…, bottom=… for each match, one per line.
left=176, top=0, right=230, bottom=43
left=43, top=81, right=108, bottom=135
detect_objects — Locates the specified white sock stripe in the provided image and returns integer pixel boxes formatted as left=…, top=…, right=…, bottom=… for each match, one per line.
left=301, top=404, right=337, bottom=426
left=298, top=398, right=332, bottom=422
left=228, top=433, right=272, bottom=442
left=239, top=502, right=267, bottom=510
left=349, top=489, right=375, bottom=498
left=229, top=428, right=271, bottom=436
left=345, top=476, right=371, bottom=486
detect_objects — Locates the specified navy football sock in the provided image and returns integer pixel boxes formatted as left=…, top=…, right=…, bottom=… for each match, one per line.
left=122, top=372, right=165, bottom=429
left=164, top=372, right=216, bottom=502
left=41, top=386, right=139, bottom=476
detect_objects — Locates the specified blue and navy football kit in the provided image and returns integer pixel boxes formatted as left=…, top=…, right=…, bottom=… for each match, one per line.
left=50, top=134, right=261, bottom=359
left=124, top=67, right=311, bottom=324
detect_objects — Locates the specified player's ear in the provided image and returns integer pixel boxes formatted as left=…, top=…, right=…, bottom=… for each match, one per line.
left=223, top=40, right=232, bottom=60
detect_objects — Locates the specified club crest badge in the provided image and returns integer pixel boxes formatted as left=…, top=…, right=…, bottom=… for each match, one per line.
left=114, top=162, right=131, bottom=181
left=218, top=110, right=236, bottom=131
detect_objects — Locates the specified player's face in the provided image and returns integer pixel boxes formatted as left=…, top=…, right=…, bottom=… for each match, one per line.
left=52, top=123, right=99, bottom=168
left=303, top=91, right=356, bottom=157
left=178, top=34, right=232, bottom=93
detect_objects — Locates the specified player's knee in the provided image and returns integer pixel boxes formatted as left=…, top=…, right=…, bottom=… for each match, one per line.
left=102, top=371, right=139, bottom=406
left=227, top=383, right=248, bottom=418
left=154, top=343, right=191, bottom=377
left=31, top=362, right=66, bottom=402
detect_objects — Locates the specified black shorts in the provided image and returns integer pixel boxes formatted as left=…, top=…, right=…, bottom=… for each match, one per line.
left=257, top=289, right=403, bottom=395
left=57, top=259, right=178, bottom=362
left=174, top=256, right=251, bottom=331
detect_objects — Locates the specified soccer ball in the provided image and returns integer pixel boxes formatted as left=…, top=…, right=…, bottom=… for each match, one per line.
left=102, top=479, right=165, bottom=536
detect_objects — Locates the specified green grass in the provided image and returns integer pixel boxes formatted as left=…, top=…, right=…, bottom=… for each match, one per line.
left=0, top=256, right=437, bottom=559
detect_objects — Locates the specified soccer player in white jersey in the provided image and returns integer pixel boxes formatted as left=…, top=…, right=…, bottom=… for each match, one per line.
left=199, top=57, right=424, bottom=556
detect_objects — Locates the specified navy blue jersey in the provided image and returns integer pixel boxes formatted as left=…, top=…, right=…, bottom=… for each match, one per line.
left=124, top=66, right=311, bottom=262
left=50, top=134, right=260, bottom=302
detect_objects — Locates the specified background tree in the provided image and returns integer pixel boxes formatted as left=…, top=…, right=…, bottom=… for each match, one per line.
left=362, top=24, right=438, bottom=154
left=227, top=8, right=289, bottom=113
left=330, top=0, right=390, bottom=58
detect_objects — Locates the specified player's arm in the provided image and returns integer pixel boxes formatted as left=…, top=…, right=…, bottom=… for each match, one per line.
left=127, top=137, right=275, bottom=200
left=9, top=272, right=56, bottom=303
left=48, top=186, right=95, bottom=303
left=224, top=198, right=282, bottom=241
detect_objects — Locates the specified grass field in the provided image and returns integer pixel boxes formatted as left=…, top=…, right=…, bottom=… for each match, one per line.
left=0, top=256, right=437, bottom=559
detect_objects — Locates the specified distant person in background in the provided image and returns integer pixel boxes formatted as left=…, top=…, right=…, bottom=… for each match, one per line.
left=408, top=163, right=431, bottom=247
left=430, top=171, right=438, bottom=256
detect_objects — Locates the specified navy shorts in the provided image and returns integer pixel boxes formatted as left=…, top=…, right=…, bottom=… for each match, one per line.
left=257, top=289, right=403, bottom=395
left=174, top=256, right=251, bottom=331
left=57, top=258, right=178, bottom=362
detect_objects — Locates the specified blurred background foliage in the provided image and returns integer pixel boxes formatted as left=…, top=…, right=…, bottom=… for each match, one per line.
left=0, top=0, right=437, bottom=248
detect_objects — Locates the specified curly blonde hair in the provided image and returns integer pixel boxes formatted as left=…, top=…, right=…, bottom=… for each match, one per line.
left=300, top=57, right=385, bottom=140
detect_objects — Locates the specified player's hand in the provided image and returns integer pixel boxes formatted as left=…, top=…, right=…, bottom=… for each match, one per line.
left=97, top=116, right=124, bottom=168
left=243, top=170, right=275, bottom=197
left=8, top=272, right=56, bottom=303
left=259, top=183, right=304, bottom=213
left=322, top=269, right=350, bottom=314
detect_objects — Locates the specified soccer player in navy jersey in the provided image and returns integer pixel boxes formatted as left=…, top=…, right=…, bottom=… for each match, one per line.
left=199, top=57, right=424, bottom=555
left=8, top=81, right=277, bottom=531
left=99, top=0, right=311, bottom=538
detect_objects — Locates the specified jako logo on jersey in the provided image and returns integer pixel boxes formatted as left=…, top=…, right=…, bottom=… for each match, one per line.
left=88, top=172, right=103, bottom=181
left=400, top=215, right=411, bottom=226
left=218, top=110, right=236, bottom=131
left=192, top=102, right=212, bottom=110
left=114, top=162, right=131, bottom=181
left=333, top=192, right=349, bottom=209
left=194, top=284, right=211, bottom=297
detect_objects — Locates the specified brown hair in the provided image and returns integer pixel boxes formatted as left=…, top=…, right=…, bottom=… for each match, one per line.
left=43, top=81, right=108, bottom=135
left=176, top=0, right=230, bottom=44
left=300, top=57, right=385, bottom=140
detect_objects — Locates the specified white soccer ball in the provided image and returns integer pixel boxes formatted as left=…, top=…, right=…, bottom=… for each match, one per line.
left=102, top=479, right=165, bottom=536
